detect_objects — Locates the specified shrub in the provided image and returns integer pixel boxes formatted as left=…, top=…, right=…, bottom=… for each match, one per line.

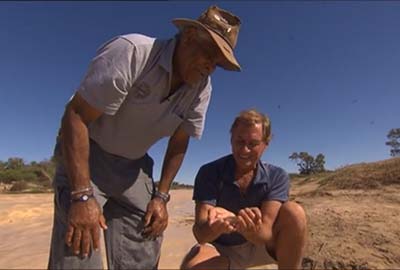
left=0, top=169, right=37, bottom=184
left=10, top=181, right=29, bottom=192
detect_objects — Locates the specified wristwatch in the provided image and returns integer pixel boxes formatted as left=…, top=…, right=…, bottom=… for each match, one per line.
left=71, top=193, right=94, bottom=202
left=154, top=190, right=170, bottom=203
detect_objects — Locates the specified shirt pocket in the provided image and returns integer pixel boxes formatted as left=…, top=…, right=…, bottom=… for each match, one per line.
left=127, top=82, right=158, bottom=104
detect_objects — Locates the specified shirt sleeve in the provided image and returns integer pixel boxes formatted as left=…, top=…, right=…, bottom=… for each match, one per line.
left=193, top=163, right=218, bottom=206
left=265, top=166, right=290, bottom=202
left=181, top=77, right=212, bottom=139
left=77, top=37, right=137, bottom=115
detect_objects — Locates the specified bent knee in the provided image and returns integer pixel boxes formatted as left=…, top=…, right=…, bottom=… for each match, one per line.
left=279, top=201, right=307, bottom=230
left=180, top=244, right=223, bottom=270
left=180, top=245, right=201, bottom=270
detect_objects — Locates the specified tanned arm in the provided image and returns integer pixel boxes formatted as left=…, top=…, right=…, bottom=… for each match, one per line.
left=60, top=93, right=107, bottom=257
left=143, top=124, right=190, bottom=238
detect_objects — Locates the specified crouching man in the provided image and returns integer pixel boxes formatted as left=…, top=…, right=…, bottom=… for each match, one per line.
left=181, top=109, right=307, bottom=269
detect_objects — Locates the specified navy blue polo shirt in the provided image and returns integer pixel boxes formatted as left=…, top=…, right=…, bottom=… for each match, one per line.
left=193, top=154, right=290, bottom=246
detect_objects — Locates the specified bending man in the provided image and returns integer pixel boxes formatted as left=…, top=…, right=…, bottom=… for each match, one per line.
left=48, top=5, right=242, bottom=270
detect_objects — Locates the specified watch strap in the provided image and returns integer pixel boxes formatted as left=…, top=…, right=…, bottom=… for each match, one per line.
left=154, top=190, right=170, bottom=203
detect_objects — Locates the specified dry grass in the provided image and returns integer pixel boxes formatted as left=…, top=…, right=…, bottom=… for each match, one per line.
left=317, top=157, right=400, bottom=190
left=290, top=157, right=400, bottom=191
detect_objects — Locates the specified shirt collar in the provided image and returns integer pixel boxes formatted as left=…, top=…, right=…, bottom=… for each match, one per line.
left=225, top=155, right=268, bottom=185
left=158, top=37, right=177, bottom=73
left=254, top=161, right=268, bottom=184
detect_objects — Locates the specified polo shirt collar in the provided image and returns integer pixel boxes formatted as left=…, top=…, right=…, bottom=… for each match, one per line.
left=254, top=161, right=269, bottom=185
left=158, top=37, right=177, bottom=73
left=225, top=155, right=269, bottom=185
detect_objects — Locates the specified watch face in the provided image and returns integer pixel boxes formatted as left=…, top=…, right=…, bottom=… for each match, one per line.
left=71, top=193, right=93, bottom=203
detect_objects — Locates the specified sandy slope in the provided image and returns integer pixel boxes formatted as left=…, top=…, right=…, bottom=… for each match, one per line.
left=1, top=183, right=399, bottom=269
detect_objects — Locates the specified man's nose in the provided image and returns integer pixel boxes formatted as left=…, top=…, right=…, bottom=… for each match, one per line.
left=239, top=144, right=251, bottom=153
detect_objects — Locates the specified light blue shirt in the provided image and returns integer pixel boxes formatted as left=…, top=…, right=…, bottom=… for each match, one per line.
left=77, top=34, right=212, bottom=159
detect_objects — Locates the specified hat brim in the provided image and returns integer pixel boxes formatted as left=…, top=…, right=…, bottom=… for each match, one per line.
left=172, top=18, right=241, bottom=72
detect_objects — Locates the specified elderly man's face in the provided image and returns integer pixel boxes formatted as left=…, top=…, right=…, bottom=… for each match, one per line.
left=178, top=28, right=224, bottom=86
left=231, top=122, right=267, bottom=172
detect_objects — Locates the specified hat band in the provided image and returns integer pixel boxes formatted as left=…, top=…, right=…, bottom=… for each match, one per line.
left=202, top=24, right=234, bottom=50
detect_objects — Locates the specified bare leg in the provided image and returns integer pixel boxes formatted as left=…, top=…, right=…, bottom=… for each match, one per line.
left=180, top=244, right=230, bottom=270
left=268, top=201, right=307, bottom=269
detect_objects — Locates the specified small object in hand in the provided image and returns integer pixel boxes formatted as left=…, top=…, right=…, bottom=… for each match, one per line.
left=224, top=216, right=238, bottom=225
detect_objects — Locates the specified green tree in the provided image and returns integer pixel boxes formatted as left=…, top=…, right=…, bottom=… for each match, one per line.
left=314, top=153, right=326, bottom=173
left=385, top=128, right=400, bottom=157
left=6, top=157, right=25, bottom=169
left=30, top=161, right=38, bottom=166
left=289, top=152, right=325, bottom=175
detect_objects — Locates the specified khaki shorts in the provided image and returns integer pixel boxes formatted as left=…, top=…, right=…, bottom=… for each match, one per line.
left=209, top=241, right=276, bottom=269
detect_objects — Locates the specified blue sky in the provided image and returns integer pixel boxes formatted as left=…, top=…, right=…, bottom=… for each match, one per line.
left=1, top=2, right=399, bottom=184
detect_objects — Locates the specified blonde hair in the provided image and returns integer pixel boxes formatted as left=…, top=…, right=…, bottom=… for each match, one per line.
left=230, top=109, right=272, bottom=143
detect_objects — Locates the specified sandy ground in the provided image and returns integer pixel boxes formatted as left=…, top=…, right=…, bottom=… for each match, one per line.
left=291, top=179, right=400, bottom=269
left=1, top=183, right=399, bottom=269
left=0, top=190, right=197, bottom=269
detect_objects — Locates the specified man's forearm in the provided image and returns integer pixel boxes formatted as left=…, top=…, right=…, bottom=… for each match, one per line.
left=61, top=108, right=91, bottom=190
left=158, top=150, right=186, bottom=193
left=240, top=224, right=273, bottom=245
left=157, top=126, right=189, bottom=193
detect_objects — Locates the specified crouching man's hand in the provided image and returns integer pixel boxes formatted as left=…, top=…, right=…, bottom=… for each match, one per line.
left=208, top=207, right=237, bottom=235
left=235, top=207, right=263, bottom=242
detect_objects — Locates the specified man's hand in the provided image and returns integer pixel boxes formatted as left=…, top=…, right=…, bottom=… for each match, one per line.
left=208, top=207, right=236, bottom=221
left=142, top=197, right=168, bottom=238
left=235, top=207, right=262, bottom=236
left=65, top=198, right=107, bottom=257
left=208, top=207, right=236, bottom=235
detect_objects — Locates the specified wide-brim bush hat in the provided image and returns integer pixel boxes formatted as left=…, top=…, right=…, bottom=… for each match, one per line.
left=172, top=5, right=242, bottom=71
